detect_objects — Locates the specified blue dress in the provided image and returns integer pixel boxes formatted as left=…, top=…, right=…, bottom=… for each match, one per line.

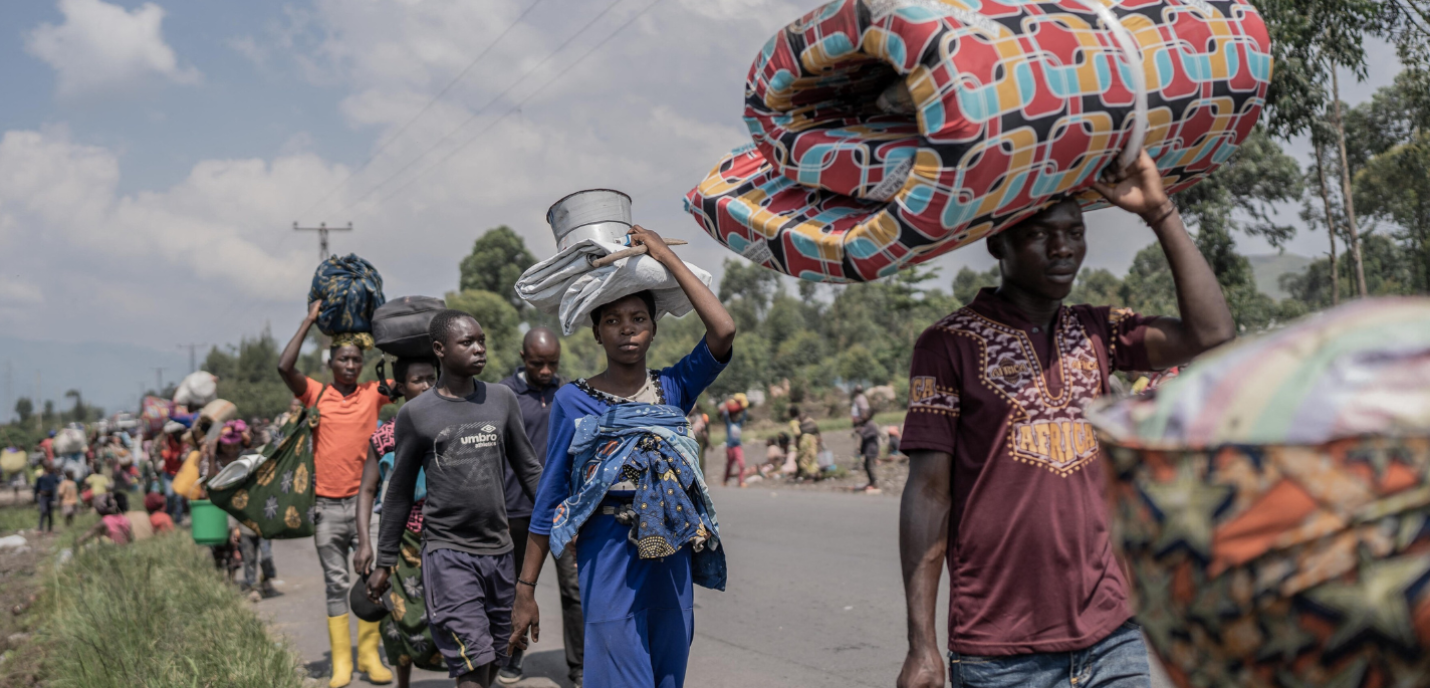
left=530, top=337, right=727, bottom=688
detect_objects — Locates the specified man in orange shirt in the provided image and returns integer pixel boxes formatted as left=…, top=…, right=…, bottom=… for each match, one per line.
left=279, top=300, right=395, bottom=688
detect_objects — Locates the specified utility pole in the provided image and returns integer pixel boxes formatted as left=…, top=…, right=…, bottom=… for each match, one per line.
left=153, top=368, right=165, bottom=394
left=293, top=222, right=353, bottom=262
left=177, top=343, right=208, bottom=373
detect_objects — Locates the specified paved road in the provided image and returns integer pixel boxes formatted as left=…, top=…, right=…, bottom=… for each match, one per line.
left=261, top=485, right=1170, bottom=687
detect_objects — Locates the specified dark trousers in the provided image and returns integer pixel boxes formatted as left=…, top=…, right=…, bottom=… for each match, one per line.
left=37, top=497, right=53, bottom=532
left=238, top=533, right=276, bottom=589
left=509, top=516, right=585, bottom=678
left=860, top=434, right=880, bottom=487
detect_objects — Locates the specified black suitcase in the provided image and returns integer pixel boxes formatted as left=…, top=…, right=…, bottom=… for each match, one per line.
left=371, top=296, right=445, bottom=358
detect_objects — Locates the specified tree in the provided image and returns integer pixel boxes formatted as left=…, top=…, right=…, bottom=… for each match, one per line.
left=1068, top=269, right=1125, bottom=307
left=1171, top=127, right=1304, bottom=330
left=1258, top=0, right=1430, bottom=297
left=838, top=344, right=888, bottom=386
left=64, top=389, right=88, bottom=423
left=204, top=328, right=304, bottom=420
left=1281, top=233, right=1421, bottom=307
left=458, top=227, right=536, bottom=310
left=1355, top=132, right=1430, bottom=293
left=13, top=398, right=32, bottom=424
left=952, top=266, right=999, bottom=305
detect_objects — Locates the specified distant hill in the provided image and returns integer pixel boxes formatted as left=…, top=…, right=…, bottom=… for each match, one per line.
left=0, top=337, right=189, bottom=423
left=1247, top=253, right=1314, bottom=300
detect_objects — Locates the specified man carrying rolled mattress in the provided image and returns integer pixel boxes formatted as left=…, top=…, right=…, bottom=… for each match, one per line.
left=278, top=299, right=395, bottom=688
left=897, top=151, right=1235, bottom=688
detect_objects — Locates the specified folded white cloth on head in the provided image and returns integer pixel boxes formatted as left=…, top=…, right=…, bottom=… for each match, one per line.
left=516, top=238, right=711, bottom=336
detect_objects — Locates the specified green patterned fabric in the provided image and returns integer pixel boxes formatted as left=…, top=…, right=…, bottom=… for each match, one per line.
left=380, top=527, right=443, bottom=671
left=207, top=388, right=324, bottom=539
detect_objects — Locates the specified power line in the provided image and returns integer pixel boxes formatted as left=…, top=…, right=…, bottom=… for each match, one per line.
left=293, top=0, right=551, bottom=220
left=349, top=0, right=667, bottom=217
left=332, top=0, right=634, bottom=216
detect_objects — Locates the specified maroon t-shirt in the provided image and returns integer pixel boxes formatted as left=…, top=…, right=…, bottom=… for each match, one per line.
left=902, top=288, right=1155, bottom=656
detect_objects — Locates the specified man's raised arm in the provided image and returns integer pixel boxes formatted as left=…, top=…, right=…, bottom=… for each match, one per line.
left=276, top=300, right=322, bottom=397
left=1093, top=151, right=1235, bottom=369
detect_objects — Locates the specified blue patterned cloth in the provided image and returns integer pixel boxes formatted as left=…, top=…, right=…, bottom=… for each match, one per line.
left=548, top=403, right=725, bottom=591
left=308, top=253, right=385, bottom=335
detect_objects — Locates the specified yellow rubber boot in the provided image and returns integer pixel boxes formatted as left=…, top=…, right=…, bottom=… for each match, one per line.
left=356, top=619, right=393, bottom=684
left=327, top=614, right=354, bottom=688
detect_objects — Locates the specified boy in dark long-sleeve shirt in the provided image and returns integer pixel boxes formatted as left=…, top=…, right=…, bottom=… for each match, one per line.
left=372, top=310, right=541, bottom=687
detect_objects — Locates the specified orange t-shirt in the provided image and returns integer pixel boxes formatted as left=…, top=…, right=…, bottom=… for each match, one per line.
left=299, top=377, right=390, bottom=499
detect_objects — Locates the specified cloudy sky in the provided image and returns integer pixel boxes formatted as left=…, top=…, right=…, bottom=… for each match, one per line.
left=0, top=0, right=1402, bottom=413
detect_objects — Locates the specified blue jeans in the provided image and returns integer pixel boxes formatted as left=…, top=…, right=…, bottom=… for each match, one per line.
left=161, top=473, right=186, bottom=525
left=950, top=621, right=1150, bottom=688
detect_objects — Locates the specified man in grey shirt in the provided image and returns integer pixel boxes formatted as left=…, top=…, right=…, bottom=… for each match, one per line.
left=371, top=310, right=541, bottom=688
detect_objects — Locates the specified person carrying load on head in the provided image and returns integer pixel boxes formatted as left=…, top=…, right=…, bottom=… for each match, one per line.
left=897, top=151, right=1235, bottom=688
left=508, top=216, right=736, bottom=688
left=352, top=355, right=439, bottom=688
left=278, top=299, right=395, bottom=688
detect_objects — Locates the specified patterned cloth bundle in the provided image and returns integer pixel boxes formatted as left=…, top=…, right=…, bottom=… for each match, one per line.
left=1087, top=298, right=1430, bottom=688
left=685, top=0, right=1271, bottom=282
left=308, top=253, right=386, bottom=336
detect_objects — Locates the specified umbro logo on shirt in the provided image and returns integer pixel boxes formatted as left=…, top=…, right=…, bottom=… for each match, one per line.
left=461, top=430, right=499, bottom=445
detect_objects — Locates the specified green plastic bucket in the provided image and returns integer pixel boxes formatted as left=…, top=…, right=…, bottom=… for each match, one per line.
left=189, top=500, right=229, bottom=545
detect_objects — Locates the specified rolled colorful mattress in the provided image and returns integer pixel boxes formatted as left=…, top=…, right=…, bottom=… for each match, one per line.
left=1085, top=297, right=1430, bottom=688
left=685, top=0, right=1270, bottom=281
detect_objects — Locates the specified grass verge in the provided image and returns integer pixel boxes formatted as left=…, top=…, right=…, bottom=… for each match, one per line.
left=0, top=502, right=303, bottom=688
left=42, top=533, right=304, bottom=688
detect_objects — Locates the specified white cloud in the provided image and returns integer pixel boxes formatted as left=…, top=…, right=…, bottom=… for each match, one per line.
left=5, top=0, right=846, bottom=350
left=26, top=0, right=201, bottom=99
left=0, top=278, right=43, bottom=306
left=0, top=128, right=346, bottom=307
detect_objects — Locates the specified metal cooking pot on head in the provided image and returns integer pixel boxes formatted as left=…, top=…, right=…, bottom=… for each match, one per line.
left=546, top=189, right=632, bottom=250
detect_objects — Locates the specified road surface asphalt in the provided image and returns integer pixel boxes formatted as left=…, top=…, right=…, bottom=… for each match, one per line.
left=258, top=484, right=1172, bottom=687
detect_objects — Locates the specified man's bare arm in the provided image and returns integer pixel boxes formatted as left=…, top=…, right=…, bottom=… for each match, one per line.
left=1138, top=209, right=1236, bottom=369
left=1093, top=151, right=1234, bottom=369
left=898, top=450, right=952, bottom=688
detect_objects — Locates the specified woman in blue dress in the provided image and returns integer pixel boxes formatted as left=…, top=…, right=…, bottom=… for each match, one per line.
left=509, top=225, right=735, bottom=688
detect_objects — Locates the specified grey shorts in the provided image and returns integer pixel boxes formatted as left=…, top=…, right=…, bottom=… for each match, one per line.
left=421, top=547, right=516, bottom=677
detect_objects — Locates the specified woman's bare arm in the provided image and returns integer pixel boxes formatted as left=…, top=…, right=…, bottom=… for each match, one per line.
left=628, top=225, right=737, bottom=360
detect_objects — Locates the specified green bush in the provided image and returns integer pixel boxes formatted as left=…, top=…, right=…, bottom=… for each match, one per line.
left=42, top=534, right=302, bottom=688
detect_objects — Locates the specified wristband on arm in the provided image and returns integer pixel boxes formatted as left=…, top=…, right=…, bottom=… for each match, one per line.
left=1141, top=200, right=1177, bottom=228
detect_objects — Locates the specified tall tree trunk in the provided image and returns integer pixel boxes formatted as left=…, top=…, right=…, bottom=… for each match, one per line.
left=1312, top=141, right=1340, bottom=305
left=1331, top=68, right=1369, bottom=297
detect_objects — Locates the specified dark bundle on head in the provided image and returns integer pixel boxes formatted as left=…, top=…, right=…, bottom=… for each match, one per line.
left=591, top=290, right=657, bottom=326
left=428, top=309, right=475, bottom=348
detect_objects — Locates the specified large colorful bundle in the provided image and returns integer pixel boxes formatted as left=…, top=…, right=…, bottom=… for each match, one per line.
left=686, top=0, right=1270, bottom=282
left=1086, top=298, right=1430, bottom=688
left=140, top=395, right=173, bottom=439
left=308, top=254, right=386, bottom=336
